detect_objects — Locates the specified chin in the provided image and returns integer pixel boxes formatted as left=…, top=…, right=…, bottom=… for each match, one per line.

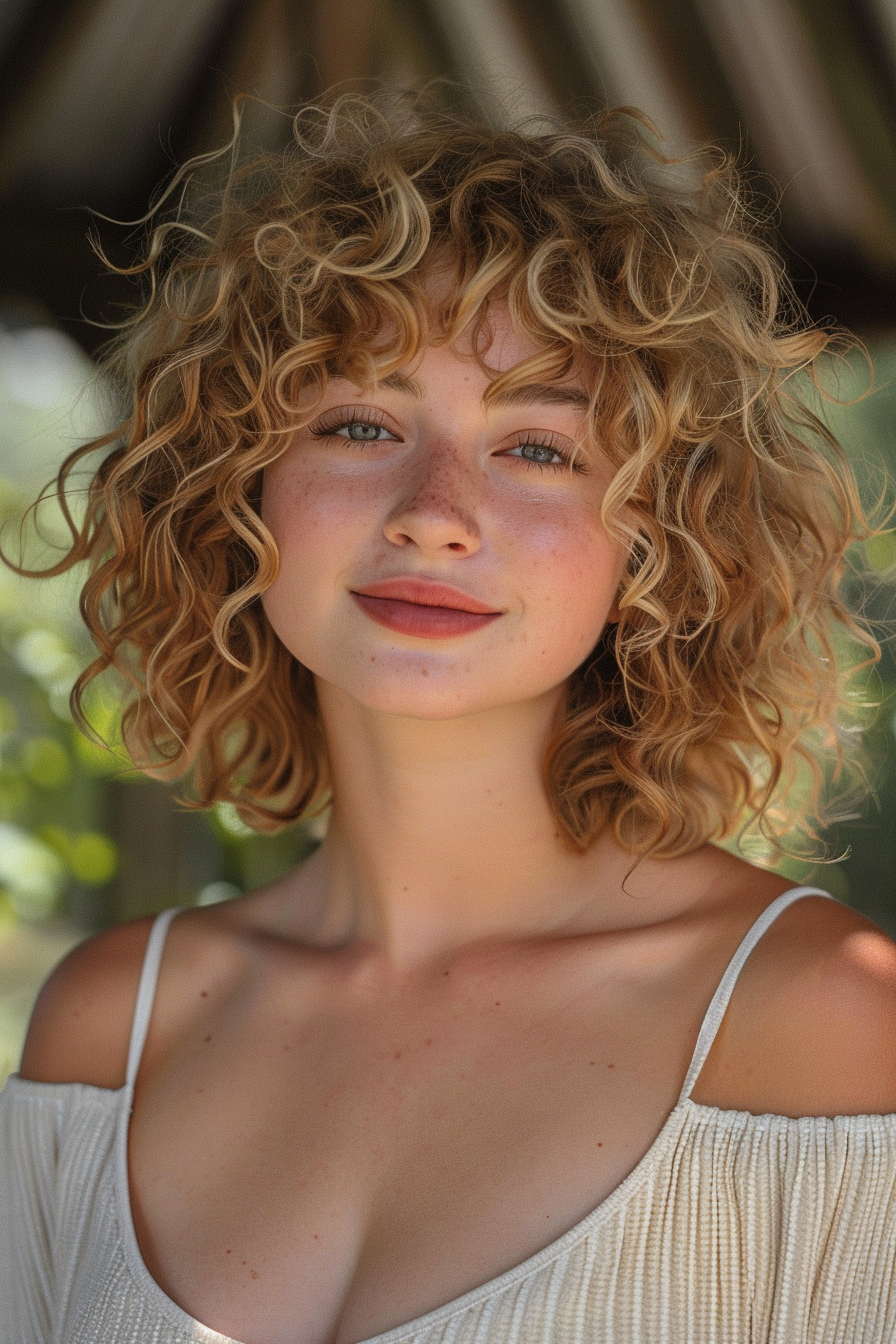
left=319, top=656, right=570, bottom=724
left=331, top=673, right=504, bottom=721
left=308, top=651, right=512, bottom=719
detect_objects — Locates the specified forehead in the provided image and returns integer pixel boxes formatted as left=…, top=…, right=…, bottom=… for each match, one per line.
left=446, top=300, right=544, bottom=373
left=404, top=299, right=591, bottom=402
left=369, top=366, right=590, bottom=414
left=328, top=285, right=594, bottom=407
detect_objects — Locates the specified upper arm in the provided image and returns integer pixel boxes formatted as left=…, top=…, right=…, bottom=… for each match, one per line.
left=692, top=897, right=896, bottom=1117
left=18, top=917, right=155, bottom=1088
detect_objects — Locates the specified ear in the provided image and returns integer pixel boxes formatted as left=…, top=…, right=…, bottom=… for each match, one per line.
left=606, top=596, right=621, bottom=623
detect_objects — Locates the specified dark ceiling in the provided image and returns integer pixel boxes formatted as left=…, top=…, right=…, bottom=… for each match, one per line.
left=1, top=0, right=895, bottom=353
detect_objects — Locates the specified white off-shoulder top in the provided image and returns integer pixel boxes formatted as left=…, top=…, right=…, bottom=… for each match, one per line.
left=2, top=885, right=896, bottom=1343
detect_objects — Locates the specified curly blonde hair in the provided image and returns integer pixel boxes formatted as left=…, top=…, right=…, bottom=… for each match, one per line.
left=15, top=90, right=887, bottom=861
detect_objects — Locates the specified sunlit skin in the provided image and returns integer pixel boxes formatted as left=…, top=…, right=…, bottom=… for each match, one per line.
left=259, top=308, right=640, bottom=963
left=262, top=317, right=623, bottom=723
left=18, top=304, right=896, bottom=1344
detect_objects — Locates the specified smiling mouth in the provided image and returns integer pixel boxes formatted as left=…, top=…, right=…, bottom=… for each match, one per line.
left=350, top=579, right=502, bottom=640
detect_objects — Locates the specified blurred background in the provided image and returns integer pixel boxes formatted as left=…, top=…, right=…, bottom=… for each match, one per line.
left=1, top=0, right=895, bottom=1082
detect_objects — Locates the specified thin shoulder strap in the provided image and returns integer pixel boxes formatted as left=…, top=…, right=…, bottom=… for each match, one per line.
left=125, top=906, right=182, bottom=1089
left=677, top=885, right=837, bottom=1104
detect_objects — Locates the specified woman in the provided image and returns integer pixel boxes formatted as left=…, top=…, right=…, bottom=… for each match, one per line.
left=3, top=93, right=896, bottom=1343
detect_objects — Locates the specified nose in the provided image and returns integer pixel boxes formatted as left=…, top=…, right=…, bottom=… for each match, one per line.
left=383, top=444, right=481, bottom=556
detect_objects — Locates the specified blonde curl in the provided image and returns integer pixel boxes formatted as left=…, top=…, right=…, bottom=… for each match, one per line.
left=8, top=89, right=889, bottom=864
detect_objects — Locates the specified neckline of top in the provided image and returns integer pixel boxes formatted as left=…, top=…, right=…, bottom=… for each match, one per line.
left=106, top=1088, right=896, bottom=1344
left=5, top=1076, right=896, bottom=1344
left=107, top=884, right=845, bottom=1344
left=3, top=884, right=843, bottom=1344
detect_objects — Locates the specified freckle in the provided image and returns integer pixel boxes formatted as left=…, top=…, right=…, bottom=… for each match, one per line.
left=314, top=1234, right=319, bottom=1241
left=444, top=970, right=450, bottom=976
left=197, top=1087, right=204, bottom=1094
left=421, top=667, right=429, bottom=676
left=607, top=1062, right=615, bottom=1069
left=494, top=1001, right=501, bottom=1007
left=204, top=1035, right=212, bottom=1044
left=370, top=656, right=376, bottom=662
left=200, top=991, right=208, bottom=998
left=226, top=1248, right=231, bottom=1254
left=597, top=1142, right=603, bottom=1148
left=394, top=1050, right=402, bottom=1059
left=242, top=1260, right=247, bottom=1266
left=250, top=1270, right=259, bottom=1280
left=283, top=1045, right=290, bottom=1052
left=589, top=1061, right=595, bottom=1066
left=424, top=1038, right=432, bottom=1046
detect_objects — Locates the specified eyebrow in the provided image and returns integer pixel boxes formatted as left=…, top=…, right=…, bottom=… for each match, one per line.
left=379, top=372, right=590, bottom=410
left=489, top=384, right=590, bottom=410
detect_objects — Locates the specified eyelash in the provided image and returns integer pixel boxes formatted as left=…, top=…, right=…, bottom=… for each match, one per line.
left=310, top=408, right=392, bottom=440
left=309, top=413, right=584, bottom=473
left=509, top=436, right=584, bottom=473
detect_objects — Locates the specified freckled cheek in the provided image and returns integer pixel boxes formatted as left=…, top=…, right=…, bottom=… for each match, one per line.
left=262, top=467, right=381, bottom=582
left=514, top=514, right=621, bottom=629
left=259, top=480, right=359, bottom=662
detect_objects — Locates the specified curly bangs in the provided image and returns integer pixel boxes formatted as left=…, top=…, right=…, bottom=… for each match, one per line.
left=19, top=90, right=885, bottom=862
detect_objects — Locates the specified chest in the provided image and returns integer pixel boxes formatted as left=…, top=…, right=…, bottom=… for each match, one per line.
left=127, top=947, right=708, bottom=1344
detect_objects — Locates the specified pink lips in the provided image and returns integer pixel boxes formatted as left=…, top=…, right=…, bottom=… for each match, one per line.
left=350, top=578, right=502, bottom=639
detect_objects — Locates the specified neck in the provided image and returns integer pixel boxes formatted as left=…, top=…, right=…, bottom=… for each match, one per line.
left=299, top=680, right=639, bottom=969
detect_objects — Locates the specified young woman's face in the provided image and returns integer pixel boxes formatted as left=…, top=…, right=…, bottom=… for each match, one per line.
left=261, top=305, right=628, bottom=721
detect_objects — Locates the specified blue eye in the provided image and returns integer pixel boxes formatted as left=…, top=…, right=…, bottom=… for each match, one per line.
left=505, top=441, right=568, bottom=467
left=311, top=413, right=393, bottom=442
left=515, top=444, right=563, bottom=465
left=340, top=421, right=386, bottom=441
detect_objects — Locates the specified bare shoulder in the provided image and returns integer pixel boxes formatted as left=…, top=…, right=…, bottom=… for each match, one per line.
left=692, top=880, right=896, bottom=1117
left=18, top=901, right=255, bottom=1088
left=19, top=916, right=157, bottom=1088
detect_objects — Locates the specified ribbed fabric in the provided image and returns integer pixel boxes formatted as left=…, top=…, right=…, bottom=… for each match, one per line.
left=2, top=886, right=896, bottom=1344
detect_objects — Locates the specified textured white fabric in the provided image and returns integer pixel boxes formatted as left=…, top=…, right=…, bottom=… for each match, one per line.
left=2, top=885, right=896, bottom=1344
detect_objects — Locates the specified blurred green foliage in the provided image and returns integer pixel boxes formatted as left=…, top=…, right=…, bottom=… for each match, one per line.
left=0, top=509, right=120, bottom=922
left=0, top=526, right=315, bottom=926
left=0, top=319, right=313, bottom=932
left=717, top=338, right=896, bottom=920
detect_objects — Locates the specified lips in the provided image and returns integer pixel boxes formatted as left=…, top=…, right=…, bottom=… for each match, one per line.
left=350, top=578, right=502, bottom=639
